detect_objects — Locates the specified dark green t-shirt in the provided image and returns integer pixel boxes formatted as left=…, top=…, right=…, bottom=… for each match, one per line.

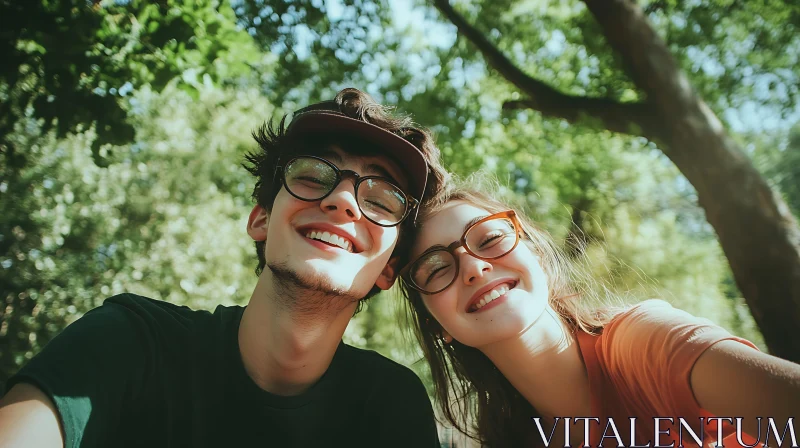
left=7, top=294, right=439, bottom=447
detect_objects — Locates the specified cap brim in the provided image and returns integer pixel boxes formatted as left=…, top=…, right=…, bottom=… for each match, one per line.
left=287, top=111, right=428, bottom=201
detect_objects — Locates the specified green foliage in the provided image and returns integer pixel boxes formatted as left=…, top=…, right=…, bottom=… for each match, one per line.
left=407, top=0, right=798, bottom=131
left=645, top=0, right=800, bottom=120
left=232, top=0, right=408, bottom=105
left=0, top=0, right=252, bottom=168
left=753, top=126, right=800, bottom=218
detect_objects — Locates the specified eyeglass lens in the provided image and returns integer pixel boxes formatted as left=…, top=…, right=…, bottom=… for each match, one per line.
left=409, top=216, right=517, bottom=293
left=283, top=157, right=408, bottom=225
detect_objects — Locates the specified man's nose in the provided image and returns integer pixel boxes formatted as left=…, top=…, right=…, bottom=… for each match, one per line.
left=319, top=179, right=362, bottom=222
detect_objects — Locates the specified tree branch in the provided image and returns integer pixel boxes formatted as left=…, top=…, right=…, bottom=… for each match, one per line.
left=432, top=0, right=554, bottom=101
left=503, top=97, right=663, bottom=141
left=432, top=0, right=664, bottom=140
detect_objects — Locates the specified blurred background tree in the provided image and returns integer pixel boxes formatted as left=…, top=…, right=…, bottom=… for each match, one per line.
left=1, top=0, right=798, bottom=437
left=0, top=0, right=259, bottom=168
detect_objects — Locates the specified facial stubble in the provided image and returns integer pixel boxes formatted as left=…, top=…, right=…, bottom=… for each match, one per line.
left=267, top=260, right=363, bottom=316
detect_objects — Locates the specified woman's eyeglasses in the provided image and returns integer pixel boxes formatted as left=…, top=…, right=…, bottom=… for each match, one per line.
left=399, top=210, right=521, bottom=294
left=278, top=155, right=418, bottom=227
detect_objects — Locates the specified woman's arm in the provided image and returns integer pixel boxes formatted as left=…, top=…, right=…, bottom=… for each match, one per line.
left=691, top=340, right=800, bottom=440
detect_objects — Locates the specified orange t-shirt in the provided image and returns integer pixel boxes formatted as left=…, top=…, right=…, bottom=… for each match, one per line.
left=576, top=299, right=760, bottom=448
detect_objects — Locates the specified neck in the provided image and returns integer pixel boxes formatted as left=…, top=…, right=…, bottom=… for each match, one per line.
left=238, top=270, right=357, bottom=396
left=480, top=307, right=592, bottom=419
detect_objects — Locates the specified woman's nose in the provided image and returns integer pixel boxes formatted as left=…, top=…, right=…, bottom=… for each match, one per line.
left=459, top=250, right=492, bottom=285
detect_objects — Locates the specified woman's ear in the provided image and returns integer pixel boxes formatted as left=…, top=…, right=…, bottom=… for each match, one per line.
left=440, top=330, right=453, bottom=344
left=247, top=205, right=269, bottom=242
left=426, top=317, right=453, bottom=344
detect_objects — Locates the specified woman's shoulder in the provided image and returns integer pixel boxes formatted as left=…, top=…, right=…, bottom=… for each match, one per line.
left=605, top=298, right=715, bottom=332
left=597, top=298, right=752, bottom=364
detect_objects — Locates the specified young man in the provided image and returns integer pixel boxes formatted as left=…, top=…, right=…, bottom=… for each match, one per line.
left=0, top=88, right=449, bottom=447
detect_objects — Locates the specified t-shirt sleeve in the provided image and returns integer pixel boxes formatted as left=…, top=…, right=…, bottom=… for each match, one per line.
left=5, top=295, right=155, bottom=448
left=596, top=299, right=759, bottom=417
left=366, top=366, right=440, bottom=447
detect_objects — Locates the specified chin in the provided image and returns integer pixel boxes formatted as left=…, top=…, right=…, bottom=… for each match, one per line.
left=483, top=310, right=546, bottom=344
left=305, top=258, right=357, bottom=278
left=519, top=300, right=549, bottom=325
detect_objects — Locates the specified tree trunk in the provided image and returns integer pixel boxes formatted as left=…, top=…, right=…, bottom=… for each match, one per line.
left=584, top=0, right=800, bottom=361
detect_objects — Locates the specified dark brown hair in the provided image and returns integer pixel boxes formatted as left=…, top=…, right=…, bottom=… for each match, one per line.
left=242, top=88, right=449, bottom=305
left=398, top=176, right=627, bottom=446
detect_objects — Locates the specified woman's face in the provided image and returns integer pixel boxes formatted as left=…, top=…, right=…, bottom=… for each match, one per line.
left=410, top=201, right=551, bottom=348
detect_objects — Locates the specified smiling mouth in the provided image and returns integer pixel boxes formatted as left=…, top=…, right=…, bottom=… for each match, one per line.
left=469, top=281, right=517, bottom=313
left=304, top=230, right=354, bottom=252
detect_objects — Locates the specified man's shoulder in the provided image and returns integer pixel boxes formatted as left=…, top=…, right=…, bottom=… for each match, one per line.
left=103, top=293, right=238, bottom=321
left=103, top=292, right=200, bottom=314
left=339, top=343, right=420, bottom=380
left=97, top=293, right=243, bottom=340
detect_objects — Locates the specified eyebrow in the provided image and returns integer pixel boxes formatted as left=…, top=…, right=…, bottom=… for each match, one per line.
left=364, top=163, right=401, bottom=186
left=314, top=149, right=343, bottom=164
left=463, top=215, right=489, bottom=234
left=417, top=214, right=491, bottom=255
left=314, top=149, right=402, bottom=186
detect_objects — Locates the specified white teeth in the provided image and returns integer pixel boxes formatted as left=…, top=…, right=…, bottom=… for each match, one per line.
left=305, top=230, right=353, bottom=252
left=473, top=283, right=513, bottom=310
left=331, top=234, right=350, bottom=251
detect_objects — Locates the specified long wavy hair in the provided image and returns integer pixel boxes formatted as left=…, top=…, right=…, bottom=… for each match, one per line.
left=398, top=176, right=629, bottom=447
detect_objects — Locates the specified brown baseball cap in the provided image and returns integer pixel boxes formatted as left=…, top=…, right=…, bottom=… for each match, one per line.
left=285, top=99, right=429, bottom=203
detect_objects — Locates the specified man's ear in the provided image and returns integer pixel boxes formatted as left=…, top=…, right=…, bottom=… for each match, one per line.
left=375, top=256, right=401, bottom=291
left=247, top=205, right=269, bottom=242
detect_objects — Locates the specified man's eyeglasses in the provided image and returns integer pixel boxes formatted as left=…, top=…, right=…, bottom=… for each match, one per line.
left=278, top=155, right=418, bottom=227
left=399, top=211, right=522, bottom=294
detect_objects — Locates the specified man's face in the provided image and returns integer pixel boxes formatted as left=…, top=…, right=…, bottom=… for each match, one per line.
left=249, top=144, right=409, bottom=304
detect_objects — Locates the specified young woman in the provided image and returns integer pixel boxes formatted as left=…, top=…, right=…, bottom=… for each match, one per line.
left=398, top=179, right=800, bottom=448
